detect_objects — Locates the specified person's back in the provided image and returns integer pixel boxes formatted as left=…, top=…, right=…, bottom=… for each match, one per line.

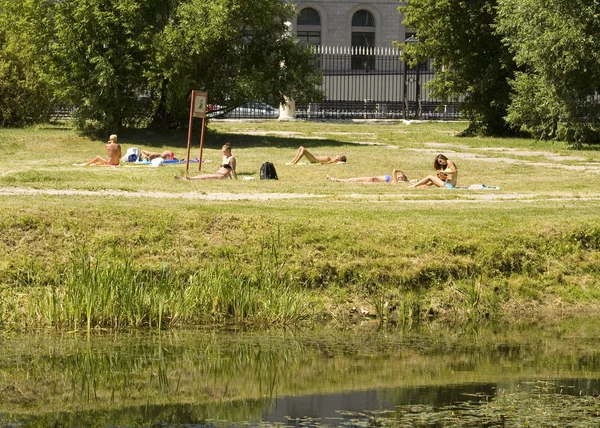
left=105, top=135, right=121, bottom=165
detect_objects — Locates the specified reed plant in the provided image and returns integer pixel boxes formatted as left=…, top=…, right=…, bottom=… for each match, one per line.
left=10, top=242, right=308, bottom=331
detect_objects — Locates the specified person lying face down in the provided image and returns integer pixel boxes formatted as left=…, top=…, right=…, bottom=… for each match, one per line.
left=327, top=169, right=408, bottom=183
left=290, top=146, right=346, bottom=164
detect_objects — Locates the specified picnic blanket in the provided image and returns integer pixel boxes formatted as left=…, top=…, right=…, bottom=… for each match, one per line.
left=456, top=184, right=500, bottom=190
left=132, top=158, right=201, bottom=165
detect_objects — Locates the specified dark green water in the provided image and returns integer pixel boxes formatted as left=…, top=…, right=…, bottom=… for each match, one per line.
left=0, top=318, right=599, bottom=427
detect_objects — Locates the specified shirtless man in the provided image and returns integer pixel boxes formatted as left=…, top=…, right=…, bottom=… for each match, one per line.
left=83, top=134, right=122, bottom=166
left=140, top=150, right=175, bottom=161
left=327, top=169, right=408, bottom=183
left=289, top=146, right=346, bottom=164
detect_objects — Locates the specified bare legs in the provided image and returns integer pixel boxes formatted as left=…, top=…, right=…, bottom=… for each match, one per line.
left=290, top=146, right=317, bottom=164
left=84, top=156, right=112, bottom=166
left=327, top=169, right=407, bottom=183
left=174, top=173, right=227, bottom=180
left=327, top=174, right=386, bottom=183
left=409, top=175, right=445, bottom=188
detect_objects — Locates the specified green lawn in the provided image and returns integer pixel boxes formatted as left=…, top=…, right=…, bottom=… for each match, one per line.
left=1, top=120, right=599, bottom=330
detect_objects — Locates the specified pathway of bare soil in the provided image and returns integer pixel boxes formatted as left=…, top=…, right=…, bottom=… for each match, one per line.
left=3, top=186, right=600, bottom=202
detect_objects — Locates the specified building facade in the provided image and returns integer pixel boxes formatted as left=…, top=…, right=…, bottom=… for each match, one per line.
left=289, top=0, right=410, bottom=48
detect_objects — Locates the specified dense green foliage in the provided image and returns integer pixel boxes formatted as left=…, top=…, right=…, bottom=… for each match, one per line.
left=0, top=0, right=56, bottom=126
left=496, top=0, right=600, bottom=146
left=0, top=0, right=322, bottom=131
left=400, top=0, right=600, bottom=144
left=399, top=0, right=517, bottom=136
left=51, top=0, right=171, bottom=130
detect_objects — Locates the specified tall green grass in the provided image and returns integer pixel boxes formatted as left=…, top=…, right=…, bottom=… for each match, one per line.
left=3, top=242, right=308, bottom=331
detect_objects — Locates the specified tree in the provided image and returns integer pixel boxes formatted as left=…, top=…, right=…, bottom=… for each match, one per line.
left=496, top=0, right=600, bottom=145
left=399, top=0, right=517, bottom=135
left=0, top=0, right=56, bottom=126
left=51, top=0, right=170, bottom=131
left=148, top=0, right=322, bottom=128
left=49, top=0, right=322, bottom=131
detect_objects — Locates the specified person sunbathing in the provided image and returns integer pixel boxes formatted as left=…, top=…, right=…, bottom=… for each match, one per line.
left=220, top=142, right=237, bottom=179
left=140, top=150, right=175, bottom=161
left=174, top=143, right=237, bottom=181
left=409, top=154, right=458, bottom=188
left=82, top=134, right=121, bottom=166
left=289, top=146, right=346, bottom=164
left=174, top=164, right=234, bottom=180
left=327, top=169, right=408, bottom=183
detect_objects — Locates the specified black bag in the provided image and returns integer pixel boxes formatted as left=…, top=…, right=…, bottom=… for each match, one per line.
left=260, top=162, right=278, bottom=180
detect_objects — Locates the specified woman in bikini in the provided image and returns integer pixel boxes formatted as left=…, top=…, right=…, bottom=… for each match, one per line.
left=290, top=146, right=346, bottom=164
left=175, top=143, right=237, bottom=180
left=327, top=169, right=408, bottom=183
left=409, top=154, right=458, bottom=188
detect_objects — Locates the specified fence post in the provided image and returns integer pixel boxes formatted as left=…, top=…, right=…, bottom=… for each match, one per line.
left=279, top=97, right=296, bottom=120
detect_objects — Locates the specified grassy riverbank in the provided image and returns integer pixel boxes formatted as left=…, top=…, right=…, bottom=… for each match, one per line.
left=1, top=121, right=600, bottom=330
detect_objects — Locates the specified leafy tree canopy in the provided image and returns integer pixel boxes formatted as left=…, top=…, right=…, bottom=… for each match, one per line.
left=496, top=0, right=600, bottom=145
left=0, top=0, right=56, bottom=126
left=399, top=0, right=518, bottom=136
left=1, top=0, right=322, bottom=131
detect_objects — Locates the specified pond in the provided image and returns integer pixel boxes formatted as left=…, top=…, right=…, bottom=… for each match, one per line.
left=0, top=318, right=599, bottom=427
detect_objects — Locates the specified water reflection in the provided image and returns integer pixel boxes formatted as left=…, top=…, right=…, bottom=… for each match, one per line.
left=0, top=318, right=598, bottom=427
left=263, top=383, right=497, bottom=424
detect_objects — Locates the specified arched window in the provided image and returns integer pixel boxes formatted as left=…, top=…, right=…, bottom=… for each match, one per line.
left=352, top=10, right=374, bottom=28
left=298, top=8, right=320, bottom=26
left=296, top=8, right=321, bottom=46
left=351, top=10, right=375, bottom=70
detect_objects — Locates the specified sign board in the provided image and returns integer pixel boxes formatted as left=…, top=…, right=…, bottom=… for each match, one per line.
left=192, top=91, right=208, bottom=118
left=186, top=90, right=208, bottom=175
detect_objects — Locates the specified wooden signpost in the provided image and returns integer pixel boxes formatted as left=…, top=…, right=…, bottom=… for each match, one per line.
left=185, top=90, right=208, bottom=175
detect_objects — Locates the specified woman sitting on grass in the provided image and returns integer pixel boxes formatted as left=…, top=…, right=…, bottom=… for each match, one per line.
left=410, top=154, right=458, bottom=188
left=327, top=169, right=408, bottom=183
left=174, top=143, right=237, bottom=180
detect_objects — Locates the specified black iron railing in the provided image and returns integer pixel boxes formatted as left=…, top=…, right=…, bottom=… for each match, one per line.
left=295, top=46, right=462, bottom=120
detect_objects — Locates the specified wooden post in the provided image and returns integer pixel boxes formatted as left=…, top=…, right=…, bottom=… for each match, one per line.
left=198, top=117, right=206, bottom=171
left=185, top=90, right=208, bottom=175
left=185, top=92, right=195, bottom=176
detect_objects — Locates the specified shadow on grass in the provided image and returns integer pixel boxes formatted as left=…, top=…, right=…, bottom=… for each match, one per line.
left=101, top=125, right=356, bottom=151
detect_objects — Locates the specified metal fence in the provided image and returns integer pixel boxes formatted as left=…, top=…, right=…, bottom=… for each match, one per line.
left=295, top=45, right=462, bottom=120
left=52, top=46, right=463, bottom=121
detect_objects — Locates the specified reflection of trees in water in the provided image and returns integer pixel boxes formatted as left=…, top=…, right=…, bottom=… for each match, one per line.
left=0, top=322, right=599, bottom=426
